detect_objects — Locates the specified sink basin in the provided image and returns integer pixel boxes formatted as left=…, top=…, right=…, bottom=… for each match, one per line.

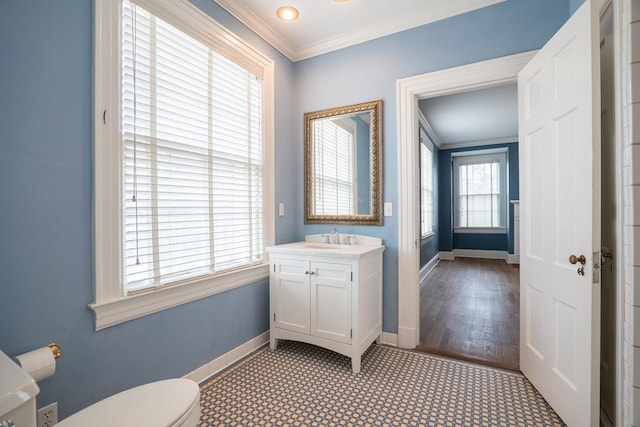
left=304, top=244, right=344, bottom=249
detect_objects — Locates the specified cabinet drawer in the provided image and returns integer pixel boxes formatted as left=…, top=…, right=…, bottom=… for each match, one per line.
left=312, top=261, right=351, bottom=281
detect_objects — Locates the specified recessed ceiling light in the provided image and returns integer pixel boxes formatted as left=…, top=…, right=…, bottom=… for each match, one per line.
left=276, top=6, right=299, bottom=21
left=334, top=0, right=349, bottom=2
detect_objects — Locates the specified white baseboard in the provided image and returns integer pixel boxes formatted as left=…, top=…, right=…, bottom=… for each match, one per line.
left=184, top=330, right=270, bottom=384
left=453, top=249, right=507, bottom=260
left=439, top=249, right=518, bottom=264
left=397, top=327, right=417, bottom=349
left=506, top=254, right=520, bottom=264
left=439, top=251, right=455, bottom=261
left=381, top=332, right=398, bottom=347
left=186, top=329, right=397, bottom=383
left=419, top=255, right=440, bottom=284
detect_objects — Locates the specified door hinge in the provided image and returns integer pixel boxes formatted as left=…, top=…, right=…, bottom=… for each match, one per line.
left=350, top=272, right=353, bottom=282
left=273, top=264, right=276, bottom=273
left=103, top=109, right=107, bottom=125
left=350, top=329, right=352, bottom=338
left=273, top=313, right=276, bottom=322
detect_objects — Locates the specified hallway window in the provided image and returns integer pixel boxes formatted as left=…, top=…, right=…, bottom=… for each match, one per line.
left=420, top=132, right=434, bottom=238
left=93, top=0, right=274, bottom=329
left=453, top=149, right=507, bottom=232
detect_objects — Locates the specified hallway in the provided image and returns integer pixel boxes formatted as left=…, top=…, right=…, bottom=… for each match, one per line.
left=418, top=258, right=520, bottom=371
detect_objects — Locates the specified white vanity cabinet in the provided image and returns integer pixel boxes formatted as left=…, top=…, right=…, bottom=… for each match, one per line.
left=266, top=235, right=384, bottom=373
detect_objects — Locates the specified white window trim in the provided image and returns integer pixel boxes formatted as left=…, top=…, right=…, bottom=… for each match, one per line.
left=92, top=0, right=275, bottom=331
left=420, top=131, right=435, bottom=240
left=452, top=148, right=508, bottom=232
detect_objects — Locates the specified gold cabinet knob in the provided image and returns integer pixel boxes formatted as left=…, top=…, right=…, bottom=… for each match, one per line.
left=569, top=254, right=586, bottom=265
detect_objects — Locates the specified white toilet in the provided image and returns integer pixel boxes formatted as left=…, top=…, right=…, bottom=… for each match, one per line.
left=0, top=350, right=201, bottom=427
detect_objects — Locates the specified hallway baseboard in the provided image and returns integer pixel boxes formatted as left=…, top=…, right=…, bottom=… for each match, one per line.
left=439, top=249, right=518, bottom=263
left=420, top=256, right=440, bottom=284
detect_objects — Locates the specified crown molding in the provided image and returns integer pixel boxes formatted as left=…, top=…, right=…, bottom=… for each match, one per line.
left=417, top=110, right=442, bottom=148
left=294, top=0, right=506, bottom=61
left=213, top=0, right=297, bottom=61
left=213, top=0, right=506, bottom=62
left=438, top=135, right=518, bottom=151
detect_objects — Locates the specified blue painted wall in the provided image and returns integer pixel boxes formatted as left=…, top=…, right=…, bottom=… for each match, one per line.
left=0, top=0, right=296, bottom=419
left=437, top=142, right=519, bottom=253
left=570, top=0, right=586, bottom=15
left=0, top=0, right=569, bottom=419
left=296, top=0, right=569, bottom=332
left=420, top=135, right=439, bottom=268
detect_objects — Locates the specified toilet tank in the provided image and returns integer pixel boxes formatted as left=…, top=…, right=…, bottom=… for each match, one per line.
left=0, top=350, right=39, bottom=427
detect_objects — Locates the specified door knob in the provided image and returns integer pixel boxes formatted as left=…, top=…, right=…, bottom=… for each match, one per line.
left=569, top=254, right=586, bottom=265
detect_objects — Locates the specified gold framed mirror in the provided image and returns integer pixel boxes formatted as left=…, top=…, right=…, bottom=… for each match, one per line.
left=304, top=99, right=382, bottom=225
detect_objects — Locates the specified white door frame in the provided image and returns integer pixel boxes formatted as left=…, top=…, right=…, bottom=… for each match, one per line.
left=395, top=51, right=537, bottom=348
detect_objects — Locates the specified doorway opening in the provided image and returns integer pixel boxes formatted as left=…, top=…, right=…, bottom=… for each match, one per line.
left=396, top=51, right=534, bottom=350
left=415, top=82, right=521, bottom=370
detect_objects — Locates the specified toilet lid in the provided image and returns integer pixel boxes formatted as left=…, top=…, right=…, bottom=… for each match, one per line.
left=57, top=379, right=199, bottom=427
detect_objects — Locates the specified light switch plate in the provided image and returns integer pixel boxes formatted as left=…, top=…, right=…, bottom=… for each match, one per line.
left=278, top=203, right=285, bottom=217
left=384, top=202, right=392, bottom=217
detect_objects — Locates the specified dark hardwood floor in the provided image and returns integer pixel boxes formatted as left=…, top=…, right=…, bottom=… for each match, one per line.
left=417, top=258, right=520, bottom=371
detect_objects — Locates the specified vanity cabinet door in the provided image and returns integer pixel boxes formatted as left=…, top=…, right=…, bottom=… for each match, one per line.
left=310, top=261, right=352, bottom=344
left=272, top=258, right=310, bottom=334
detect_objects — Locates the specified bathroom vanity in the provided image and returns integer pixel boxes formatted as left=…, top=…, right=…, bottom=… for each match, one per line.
left=266, top=235, right=384, bottom=373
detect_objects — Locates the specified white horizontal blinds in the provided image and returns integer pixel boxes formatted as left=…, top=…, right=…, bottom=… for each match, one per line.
left=457, top=157, right=502, bottom=228
left=312, top=119, right=355, bottom=215
left=420, top=142, right=434, bottom=236
left=121, top=1, right=263, bottom=293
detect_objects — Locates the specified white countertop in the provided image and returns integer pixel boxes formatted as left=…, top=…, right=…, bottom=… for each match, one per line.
left=266, top=241, right=384, bottom=258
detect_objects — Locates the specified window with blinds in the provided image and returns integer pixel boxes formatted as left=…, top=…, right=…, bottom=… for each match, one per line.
left=454, top=152, right=507, bottom=230
left=121, top=1, right=263, bottom=293
left=420, top=140, right=434, bottom=237
left=312, top=119, right=356, bottom=215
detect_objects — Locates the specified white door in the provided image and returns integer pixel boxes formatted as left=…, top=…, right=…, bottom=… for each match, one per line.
left=518, top=1, right=601, bottom=426
left=310, top=261, right=352, bottom=344
left=272, top=258, right=311, bottom=334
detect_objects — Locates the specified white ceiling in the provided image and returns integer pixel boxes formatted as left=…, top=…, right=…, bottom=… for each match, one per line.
left=418, top=84, right=518, bottom=148
left=213, top=0, right=506, bottom=61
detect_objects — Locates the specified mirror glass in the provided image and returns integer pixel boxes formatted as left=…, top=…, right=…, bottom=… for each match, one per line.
left=304, top=100, right=382, bottom=225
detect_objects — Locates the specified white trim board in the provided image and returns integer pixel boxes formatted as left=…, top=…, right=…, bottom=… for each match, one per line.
left=419, top=256, right=440, bottom=284
left=184, top=331, right=270, bottom=384
left=438, top=249, right=518, bottom=264
left=184, top=330, right=398, bottom=384
left=381, top=332, right=399, bottom=347
left=438, top=136, right=518, bottom=150
left=395, top=51, right=536, bottom=349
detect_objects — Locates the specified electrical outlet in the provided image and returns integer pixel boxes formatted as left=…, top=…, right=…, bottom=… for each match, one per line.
left=37, top=402, right=57, bottom=427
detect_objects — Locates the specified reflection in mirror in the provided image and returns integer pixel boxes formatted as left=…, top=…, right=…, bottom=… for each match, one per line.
left=304, top=100, right=382, bottom=225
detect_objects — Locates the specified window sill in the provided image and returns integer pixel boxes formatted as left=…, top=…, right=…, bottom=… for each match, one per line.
left=420, top=232, right=435, bottom=244
left=454, top=227, right=507, bottom=234
left=89, top=263, right=270, bottom=331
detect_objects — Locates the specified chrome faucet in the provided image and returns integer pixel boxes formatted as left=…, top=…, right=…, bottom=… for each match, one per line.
left=330, top=227, right=339, bottom=245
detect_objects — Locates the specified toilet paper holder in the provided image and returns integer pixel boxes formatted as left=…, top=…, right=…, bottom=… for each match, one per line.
left=47, top=342, right=62, bottom=359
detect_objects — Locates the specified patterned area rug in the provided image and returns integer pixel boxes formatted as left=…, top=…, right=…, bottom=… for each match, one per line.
left=199, top=340, right=564, bottom=426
